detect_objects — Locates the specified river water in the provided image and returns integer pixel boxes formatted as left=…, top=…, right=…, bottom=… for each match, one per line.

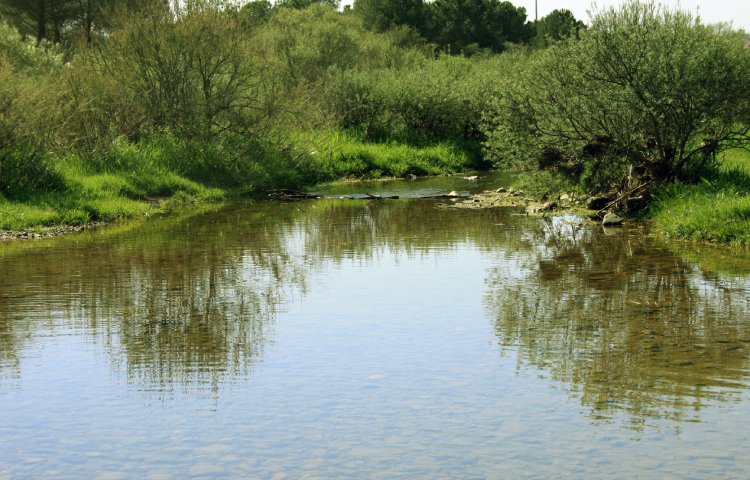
left=1, top=174, right=750, bottom=479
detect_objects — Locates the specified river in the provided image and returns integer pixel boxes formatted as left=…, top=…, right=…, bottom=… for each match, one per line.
left=1, top=174, right=749, bottom=478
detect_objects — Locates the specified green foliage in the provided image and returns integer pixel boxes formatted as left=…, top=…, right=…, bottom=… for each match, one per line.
left=510, top=169, right=581, bottom=200
left=353, top=0, right=425, bottom=33
left=0, top=147, right=64, bottom=199
left=97, top=3, right=260, bottom=138
left=274, top=0, right=339, bottom=10
left=426, top=0, right=532, bottom=54
left=352, top=0, right=533, bottom=54
left=532, top=9, right=585, bottom=48
left=0, top=21, right=61, bottom=73
left=484, top=1, right=750, bottom=195
left=240, top=0, right=272, bottom=27
left=0, top=0, right=128, bottom=46
left=328, top=54, right=512, bottom=143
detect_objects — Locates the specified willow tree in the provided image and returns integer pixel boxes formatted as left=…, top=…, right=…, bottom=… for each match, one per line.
left=484, top=1, right=750, bottom=195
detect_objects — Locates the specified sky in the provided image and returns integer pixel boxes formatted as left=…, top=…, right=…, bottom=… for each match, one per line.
left=339, top=1, right=750, bottom=31
left=513, top=0, right=750, bottom=30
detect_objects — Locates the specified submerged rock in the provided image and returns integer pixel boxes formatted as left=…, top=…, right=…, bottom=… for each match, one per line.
left=602, top=212, right=623, bottom=226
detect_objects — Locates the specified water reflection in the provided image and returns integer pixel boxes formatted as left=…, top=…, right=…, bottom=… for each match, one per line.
left=0, top=199, right=511, bottom=393
left=1, top=192, right=750, bottom=425
left=484, top=216, right=750, bottom=425
left=0, top=206, right=313, bottom=394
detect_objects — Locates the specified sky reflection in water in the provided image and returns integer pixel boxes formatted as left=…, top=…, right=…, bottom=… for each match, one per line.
left=1, top=176, right=750, bottom=478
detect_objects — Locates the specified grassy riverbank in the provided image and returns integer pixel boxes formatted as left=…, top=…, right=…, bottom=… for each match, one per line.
left=2, top=2, right=748, bottom=245
left=0, top=132, right=478, bottom=234
left=650, top=150, right=750, bottom=247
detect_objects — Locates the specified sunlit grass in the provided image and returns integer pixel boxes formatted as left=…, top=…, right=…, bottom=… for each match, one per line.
left=1, top=130, right=482, bottom=233
left=297, top=130, right=480, bottom=180
left=0, top=144, right=227, bottom=232
left=650, top=149, right=750, bottom=246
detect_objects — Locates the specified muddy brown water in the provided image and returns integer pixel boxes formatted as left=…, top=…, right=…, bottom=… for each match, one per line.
left=1, top=174, right=750, bottom=478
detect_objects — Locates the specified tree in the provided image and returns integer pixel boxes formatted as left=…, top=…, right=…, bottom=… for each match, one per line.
left=0, top=0, right=164, bottom=45
left=533, top=8, right=585, bottom=48
left=483, top=1, right=750, bottom=198
left=352, top=0, right=425, bottom=33
left=425, top=0, right=531, bottom=54
left=97, top=1, right=261, bottom=138
left=240, top=0, right=271, bottom=27
left=274, top=0, right=338, bottom=10
left=0, top=0, right=71, bottom=42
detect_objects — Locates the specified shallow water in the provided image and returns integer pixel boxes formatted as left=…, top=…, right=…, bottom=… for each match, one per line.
left=1, top=174, right=750, bottom=479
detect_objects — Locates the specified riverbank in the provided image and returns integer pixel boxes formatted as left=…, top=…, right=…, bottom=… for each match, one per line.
left=649, top=149, right=750, bottom=247
left=448, top=148, right=750, bottom=248
left=4, top=145, right=748, bottom=248
left=0, top=134, right=479, bottom=239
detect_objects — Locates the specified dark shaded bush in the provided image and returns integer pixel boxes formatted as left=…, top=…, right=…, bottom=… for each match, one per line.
left=0, top=147, right=64, bottom=199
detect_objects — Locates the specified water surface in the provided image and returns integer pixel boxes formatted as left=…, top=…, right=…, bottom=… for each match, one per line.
left=1, top=174, right=750, bottom=478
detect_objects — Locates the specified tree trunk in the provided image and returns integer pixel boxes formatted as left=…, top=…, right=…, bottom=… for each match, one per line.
left=37, top=0, right=47, bottom=43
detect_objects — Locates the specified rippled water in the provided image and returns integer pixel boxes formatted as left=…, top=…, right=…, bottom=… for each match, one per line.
left=1, top=174, right=750, bottom=479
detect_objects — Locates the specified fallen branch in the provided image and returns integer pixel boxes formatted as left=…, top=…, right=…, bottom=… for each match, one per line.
left=365, top=193, right=400, bottom=200
left=596, top=180, right=654, bottom=217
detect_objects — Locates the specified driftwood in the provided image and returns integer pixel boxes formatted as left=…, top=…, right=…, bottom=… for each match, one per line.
left=268, top=189, right=322, bottom=200
left=268, top=189, right=468, bottom=201
left=595, top=180, right=654, bottom=217
left=365, top=193, right=400, bottom=200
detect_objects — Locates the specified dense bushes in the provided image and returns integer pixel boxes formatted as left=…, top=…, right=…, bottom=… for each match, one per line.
left=0, top=22, right=65, bottom=199
left=328, top=54, right=514, bottom=144
left=482, top=1, right=750, bottom=197
left=0, top=3, right=494, bottom=229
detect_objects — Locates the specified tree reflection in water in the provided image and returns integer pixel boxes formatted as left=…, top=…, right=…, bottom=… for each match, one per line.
left=0, top=205, right=314, bottom=395
left=1, top=197, right=750, bottom=422
left=485, top=216, right=750, bottom=426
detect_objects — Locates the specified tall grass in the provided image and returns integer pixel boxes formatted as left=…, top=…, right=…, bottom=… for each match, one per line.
left=0, top=140, right=226, bottom=231
left=295, top=130, right=481, bottom=180
left=650, top=149, right=750, bottom=246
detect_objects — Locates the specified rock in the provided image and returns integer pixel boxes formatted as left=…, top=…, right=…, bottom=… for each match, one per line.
left=526, top=201, right=557, bottom=214
left=587, top=196, right=613, bottom=210
left=448, top=191, right=459, bottom=197
left=463, top=175, right=479, bottom=181
left=559, top=193, right=571, bottom=201
left=496, top=187, right=507, bottom=193
left=602, top=212, right=623, bottom=226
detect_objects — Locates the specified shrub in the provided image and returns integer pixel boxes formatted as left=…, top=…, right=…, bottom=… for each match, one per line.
left=0, top=147, right=64, bottom=199
left=483, top=1, right=750, bottom=196
left=95, top=1, right=261, bottom=139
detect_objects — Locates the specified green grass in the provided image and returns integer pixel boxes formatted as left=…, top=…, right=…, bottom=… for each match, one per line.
left=509, top=169, right=583, bottom=200
left=298, top=130, right=482, bottom=181
left=0, top=145, right=226, bottom=232
left=1, top=130, right=478, bottom=233
left=650, top=149, right=750, bottom=247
